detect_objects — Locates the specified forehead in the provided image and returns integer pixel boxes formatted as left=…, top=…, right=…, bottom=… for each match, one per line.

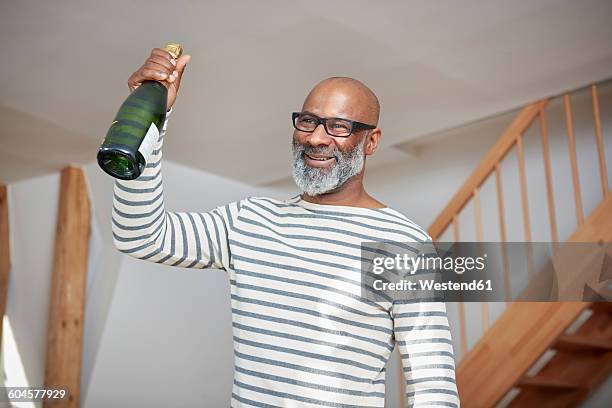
left=301, top=84, right=369, bottom=121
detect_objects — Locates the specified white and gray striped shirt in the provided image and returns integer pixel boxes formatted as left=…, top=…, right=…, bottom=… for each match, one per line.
left=111, top=112, right=459, bottom=407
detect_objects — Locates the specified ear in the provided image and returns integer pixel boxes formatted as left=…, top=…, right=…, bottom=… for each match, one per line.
left=364, top=128, right=381, bottom=156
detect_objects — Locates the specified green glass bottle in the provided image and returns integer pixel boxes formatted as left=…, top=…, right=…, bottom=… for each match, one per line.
left=97, top=43, right=182, bottom=180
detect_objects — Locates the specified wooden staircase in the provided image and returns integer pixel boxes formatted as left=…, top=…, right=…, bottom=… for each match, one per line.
left=507, top=303, right=612, bottom=408
left=416, top=80, right=612, bottom=407
left=455, top=194, right=612, bottom=407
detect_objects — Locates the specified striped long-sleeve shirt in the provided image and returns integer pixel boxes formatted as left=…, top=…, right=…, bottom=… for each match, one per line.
left=111, top=110, right=459, bottom=408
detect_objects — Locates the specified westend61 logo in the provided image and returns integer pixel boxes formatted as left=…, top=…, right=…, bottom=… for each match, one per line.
left=360, top=241, right=612, bottom=302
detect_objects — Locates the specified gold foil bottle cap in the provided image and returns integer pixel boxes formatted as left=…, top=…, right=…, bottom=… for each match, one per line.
left=164, top=43, right=183, bottom=59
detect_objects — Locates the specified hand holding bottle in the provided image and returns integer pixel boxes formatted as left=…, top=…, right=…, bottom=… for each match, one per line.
left=128, top=48, right=191, bottom=111
left=97, top=43, right=188, bottom=180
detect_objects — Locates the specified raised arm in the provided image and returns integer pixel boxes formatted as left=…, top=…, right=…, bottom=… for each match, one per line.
left=112, top=110, right=241, bottom=271
left=111, top=48, right=240, bottom=271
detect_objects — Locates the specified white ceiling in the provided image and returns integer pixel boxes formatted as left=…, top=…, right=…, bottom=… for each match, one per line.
left=1, top=0, right=612, bottom=184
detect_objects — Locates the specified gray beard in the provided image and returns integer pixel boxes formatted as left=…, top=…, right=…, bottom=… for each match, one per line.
left=291, top=137, right=366, bottom=196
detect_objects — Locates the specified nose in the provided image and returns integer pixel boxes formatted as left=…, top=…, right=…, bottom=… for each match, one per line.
left=306, top=123, right=334, bottom=147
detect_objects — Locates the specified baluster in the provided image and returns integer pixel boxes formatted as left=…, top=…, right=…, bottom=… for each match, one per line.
left=564, top=93, right=584, bottom=225
left=495, top=163, right=511, bottom=301
left=473, top=188, right=489, bottom=330
left=517, top=134, right=534, bottom=276
left=591, top=84, right=609, bottom=198
left=453, top=215, right=468, bottom=357
left=539, top=109, right=559, bottom=244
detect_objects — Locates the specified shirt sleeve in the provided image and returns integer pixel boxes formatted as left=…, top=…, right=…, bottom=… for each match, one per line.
left=111, top=108, right=242, bottom=271
left=392, top=300, right=459, bottom=407
left=391, top=236, right=460, bottom=407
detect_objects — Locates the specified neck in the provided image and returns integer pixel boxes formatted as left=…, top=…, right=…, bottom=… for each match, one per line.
left=301, top=173, right=385, bottom=208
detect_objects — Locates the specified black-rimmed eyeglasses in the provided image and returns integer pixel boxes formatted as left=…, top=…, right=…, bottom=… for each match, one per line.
left=292, top=112, right=376, bottom=138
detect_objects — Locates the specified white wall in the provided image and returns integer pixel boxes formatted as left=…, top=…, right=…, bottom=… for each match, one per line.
left=3, top=173, right=60, bottom=398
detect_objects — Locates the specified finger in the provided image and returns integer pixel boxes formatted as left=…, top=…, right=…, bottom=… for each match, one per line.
left=147, top=55, right=175, bottom=71
left=143, top=60, right=173, bottom=76
left=171, top=55, right=190, bottom=87
left=128, top=68, right=168, bottom=88
left=150, top=48, right=174, bottom=62
left=175, top=54, right=191, bottom=75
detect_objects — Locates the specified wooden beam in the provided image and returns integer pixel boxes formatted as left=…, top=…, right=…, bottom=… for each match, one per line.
left=0, top=184, right=10, bottom=343
left=44, top=167, right=91, bottom=408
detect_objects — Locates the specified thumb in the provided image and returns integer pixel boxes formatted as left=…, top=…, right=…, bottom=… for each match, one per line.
left=176, top=54, right=191, bottom=75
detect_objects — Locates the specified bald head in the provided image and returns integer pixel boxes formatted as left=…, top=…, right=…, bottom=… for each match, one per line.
left=302, top=77, right=380, bottom=126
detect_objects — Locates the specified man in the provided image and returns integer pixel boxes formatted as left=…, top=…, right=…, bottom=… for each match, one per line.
left=113, top=48, right=459, bottom=407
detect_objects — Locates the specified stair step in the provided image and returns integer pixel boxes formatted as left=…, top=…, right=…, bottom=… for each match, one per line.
left=590, top=302, right=612, bottom=313
left=517, top=375, right=580, bottom=390
left=554, top=334, right=612, bottom=352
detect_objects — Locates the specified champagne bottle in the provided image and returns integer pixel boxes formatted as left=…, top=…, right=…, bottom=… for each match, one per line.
left=97, top=43, right=182, bottom=180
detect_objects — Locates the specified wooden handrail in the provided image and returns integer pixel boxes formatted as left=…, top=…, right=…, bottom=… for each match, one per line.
left=428, top=99, right=549, bottom=240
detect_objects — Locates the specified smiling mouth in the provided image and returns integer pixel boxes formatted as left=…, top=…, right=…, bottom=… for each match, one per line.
left=304, top=153, right=336, bottom=167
